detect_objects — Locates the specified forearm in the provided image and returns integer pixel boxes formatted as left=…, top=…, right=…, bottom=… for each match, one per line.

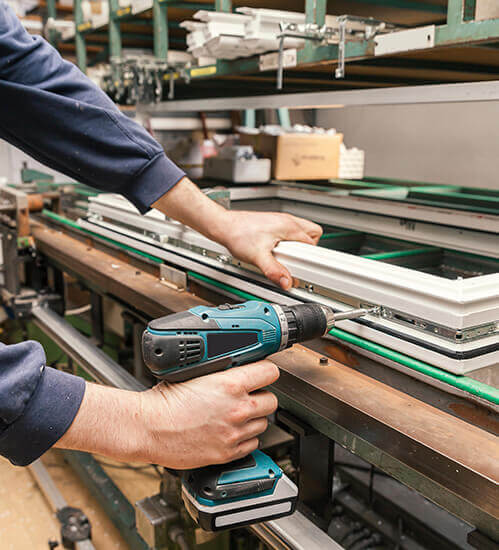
left=152, top=177, right=230, bottom=244
left=55, top=383, right=147, bottom=463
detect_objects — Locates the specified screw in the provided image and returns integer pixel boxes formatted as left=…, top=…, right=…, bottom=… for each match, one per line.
left=319, top=356, right=329, bottom=366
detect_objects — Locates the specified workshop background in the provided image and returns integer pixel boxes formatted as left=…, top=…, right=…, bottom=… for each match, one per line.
left=1, top=0, right=498, bottom=549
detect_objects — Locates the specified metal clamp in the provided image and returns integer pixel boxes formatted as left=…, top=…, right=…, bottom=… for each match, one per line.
left=276, top=16, right=394, bottom=88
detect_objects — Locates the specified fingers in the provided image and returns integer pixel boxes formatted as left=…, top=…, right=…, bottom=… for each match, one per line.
left=255, top=249, right=293, bottom=290
left=233, top=438, right=260, bottom=460
left=239, top=417, right=269, bottom=440
left=229, top=360, right=280, bottom=394
left=292, top=216, right=323, bottom=243
left=246, top=390, right=279, bottom=420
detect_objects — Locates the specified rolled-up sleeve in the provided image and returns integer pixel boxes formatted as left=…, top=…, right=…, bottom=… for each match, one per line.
left=0, top=341, right=85, bottom=466
left=0, top=2, right=185, bottom=213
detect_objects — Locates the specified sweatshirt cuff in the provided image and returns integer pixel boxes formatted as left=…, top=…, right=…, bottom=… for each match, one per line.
left=121, top=152, right=186, bottom=214
left=0, top=367, right=85, bottom=466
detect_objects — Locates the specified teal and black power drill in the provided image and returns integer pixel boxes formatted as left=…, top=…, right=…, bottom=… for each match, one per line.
left=142, top=300, right=373, bottom=531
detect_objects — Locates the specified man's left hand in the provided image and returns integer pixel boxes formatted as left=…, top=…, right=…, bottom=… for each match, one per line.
left=153, top=178, right=322, bottom=291
left=221, top=210, right=322, bottom=290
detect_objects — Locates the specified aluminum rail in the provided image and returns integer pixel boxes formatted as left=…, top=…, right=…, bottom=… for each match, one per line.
left=31, top=304, right=333, bottom=550
left=147, top=80, right=499, bottom=113
left=31, top=305, right=145, bottom=392
left=29, top=459, right=96, bottom=550
left=252, top=511, right=344, bottom=550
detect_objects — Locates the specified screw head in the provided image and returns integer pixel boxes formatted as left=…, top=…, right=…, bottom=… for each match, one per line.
left=319, top=356, right=329, bottom=366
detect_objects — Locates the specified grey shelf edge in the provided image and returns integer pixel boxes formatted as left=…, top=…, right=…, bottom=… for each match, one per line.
left=146, top=80, right=499, bottom=113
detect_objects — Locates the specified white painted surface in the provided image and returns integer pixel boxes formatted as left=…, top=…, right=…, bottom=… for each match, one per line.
left=315, top=101, right=499, bottom=189
left=374, top=25, right=435, bottom=56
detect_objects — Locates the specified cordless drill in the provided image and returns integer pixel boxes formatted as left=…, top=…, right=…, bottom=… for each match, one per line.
left=142, top=300, right=373, bottom=531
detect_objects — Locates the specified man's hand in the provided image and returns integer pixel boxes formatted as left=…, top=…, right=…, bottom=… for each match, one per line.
left=152, top=177, right=322, bottom=290
left=220, top=210, right=322, bottom=290
left=55, top=361, right=279, bottom=469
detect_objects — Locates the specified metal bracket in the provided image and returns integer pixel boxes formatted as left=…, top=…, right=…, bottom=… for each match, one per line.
left=277, top=410, right=334, bottom=527
left=276, top=16, right=394, bottom=87
left=135, top=494, right=179, bottom=550
left=159, top=264, right=187, bottom=291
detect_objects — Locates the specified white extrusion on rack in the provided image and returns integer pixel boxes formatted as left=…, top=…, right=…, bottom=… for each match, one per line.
left=272, top=185, right=499, bottom=238
left=88, top=195, right=498, bottom=329
left=273, top=241, right=498, bottom=329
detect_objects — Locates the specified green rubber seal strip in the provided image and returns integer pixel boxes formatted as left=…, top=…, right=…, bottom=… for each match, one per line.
left=41, top=210, right=162, bottom=263
left=320, top=230, right=361, bottom=240
left=41, top=210, right=499, bottom=405
left=363, top=246, right=439, bottom=260
left=188, top=271, right=265, bottom=303
left=328, top=327, right=499, bottom=405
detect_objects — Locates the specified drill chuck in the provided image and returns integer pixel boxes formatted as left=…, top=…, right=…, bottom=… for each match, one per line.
left=279, top=303, right=329, bottom=347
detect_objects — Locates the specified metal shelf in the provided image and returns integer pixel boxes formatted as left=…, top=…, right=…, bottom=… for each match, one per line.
left=145, top=79, right=499, bottom=111
left=42, top=0, right=499, bottom=99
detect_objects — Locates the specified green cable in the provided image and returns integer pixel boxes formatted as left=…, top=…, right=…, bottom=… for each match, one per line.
left=320, top=230, right=360, bottom=240
left=188, top=271, right=265, bottom=303
left=40, top=211, right=498, bottom=405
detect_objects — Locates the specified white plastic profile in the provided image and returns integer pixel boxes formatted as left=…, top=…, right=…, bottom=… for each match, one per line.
left=273, top=241, right=499, bottom=330
left=89, top=195, right=499, bottom=331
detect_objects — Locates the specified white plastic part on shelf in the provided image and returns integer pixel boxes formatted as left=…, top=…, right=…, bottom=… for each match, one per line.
left=236, top=7, right=305, bottom=53
left=81, top=0, right=109, bottom=26
left=181, top=20, right=207, bottom=49
left=193, top=10, right=250, bottom=39
left=338, top=145, right=365, bottom=179
left=183, top=8, right=310, bottom=60
left=46, top=18, right=75, bottom=40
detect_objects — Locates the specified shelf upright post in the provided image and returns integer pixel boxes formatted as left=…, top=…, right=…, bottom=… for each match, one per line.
left=215, top=0, right=231, bottom=13
left=305, top=0, right=326, bottom=26
left=446, top=0, right=464, bottom=27
left=277, top=108, right=291, bottom=129
left=153, top=0, right=169, bottom=60
left=243, top=109, right=256, bottom=128
left=74, top=0, right=87, bottom=72
left=109, top=0, right=123, bottom=62
left=46, top=0, right=57, bottom=46
left=108, top=0, right=123, bottom=84
left=304, top=0, right=326, bottom=58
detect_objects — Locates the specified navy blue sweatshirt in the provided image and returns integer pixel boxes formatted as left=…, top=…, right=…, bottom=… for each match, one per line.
left=0, top=2, right=185, bottom=465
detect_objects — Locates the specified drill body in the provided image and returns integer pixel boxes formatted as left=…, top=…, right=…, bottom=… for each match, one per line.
left=142, top=300, right=371, bottom=531
left=143, top=300, right=329, bottom=383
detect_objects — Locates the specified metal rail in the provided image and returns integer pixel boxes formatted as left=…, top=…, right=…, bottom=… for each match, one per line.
left=28, top=459, right=97, bottom=550
left=31, top=305, right=145, bottom=391
left=147, top=80, right=499, bottom=112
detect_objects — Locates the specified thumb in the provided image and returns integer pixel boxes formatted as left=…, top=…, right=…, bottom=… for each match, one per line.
left=256, top=251, right=292, bottom=290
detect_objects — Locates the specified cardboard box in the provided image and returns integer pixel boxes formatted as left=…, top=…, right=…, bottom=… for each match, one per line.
left=240, top=132, right=343, bottom=180
left=475, top=0, right=499, bottom=21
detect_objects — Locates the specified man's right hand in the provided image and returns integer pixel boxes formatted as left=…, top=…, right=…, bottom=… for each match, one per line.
left=55, top=360, right=279, bottom=469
